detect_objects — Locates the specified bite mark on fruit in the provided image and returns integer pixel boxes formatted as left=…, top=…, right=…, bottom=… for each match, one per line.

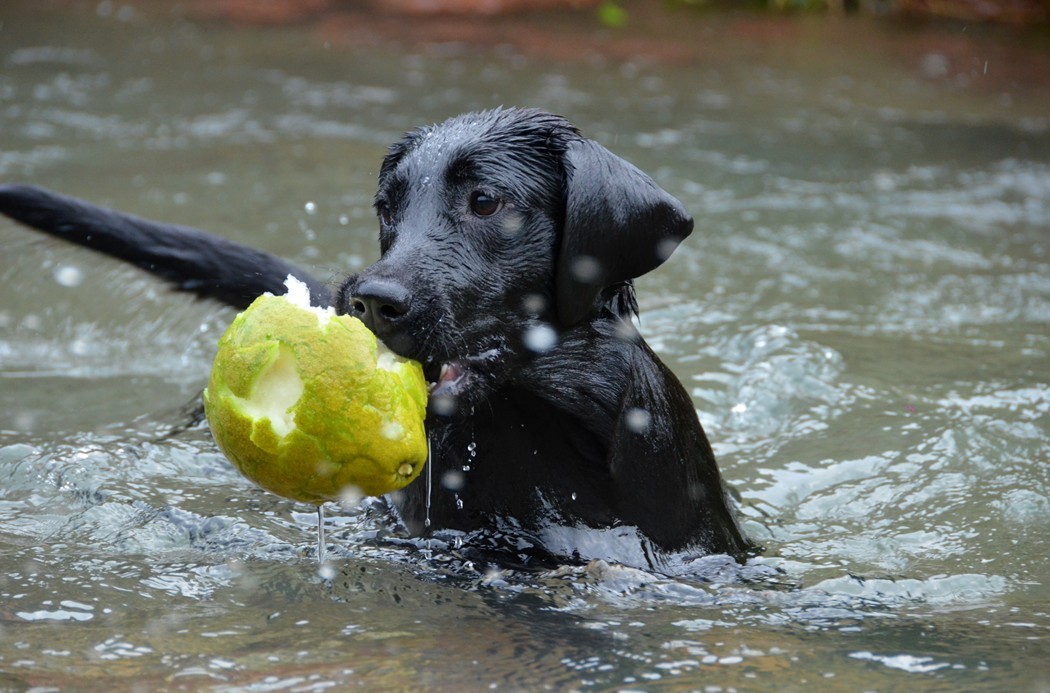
left=234, top=344, right=303, bottom=438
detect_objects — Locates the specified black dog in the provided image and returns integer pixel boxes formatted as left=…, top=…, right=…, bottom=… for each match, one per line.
left=0, top=108, right=753, bottom=568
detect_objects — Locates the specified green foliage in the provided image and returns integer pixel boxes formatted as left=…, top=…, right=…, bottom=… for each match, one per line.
left=598, top=1, right=630, bottom=28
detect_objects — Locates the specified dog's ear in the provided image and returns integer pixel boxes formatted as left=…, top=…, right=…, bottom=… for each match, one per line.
left=556, top=139, right=694, bottom=326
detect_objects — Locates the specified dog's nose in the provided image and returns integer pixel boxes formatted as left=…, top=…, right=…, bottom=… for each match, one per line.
left=349, top=278, right=411, bottom=334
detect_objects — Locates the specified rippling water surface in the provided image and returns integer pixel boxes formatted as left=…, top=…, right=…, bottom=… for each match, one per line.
left=1, top=2, right=1048, bottom=689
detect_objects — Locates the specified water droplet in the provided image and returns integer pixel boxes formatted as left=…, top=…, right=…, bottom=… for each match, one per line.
left=13, top=412, right=35, bottom=431
left=441, top=470, right=464, bottom=491
left=466, top=441, right=477, bottom=452
left=732, top=402, right=748, bottom=414
left=382, top=421, right=405, bottom=440
left=338, top=485, right=364, bottom=509
left=613, top=319, right=637, bottom=343
left=920, top=52, right=951, bottom=79
left=21, top=314, right=43, bottom=331
left=624, top=408, right=651, bottom=434
left=571, top=492, right=577, bottom=501
left=318, top=563, right=336, bottom=580
left=431, top=394, right=457, bottom=416
left=304, top=201, right=317, bottom=214
left=873, top=171, right=896, bottom=192
left=501, top=213, right=523, bottom=236
left=338, top=214, right=350, bottom=225
left=397, top=463, right=413, bottom=477
left=523, top=323, right=558, bottom=354
left=656, top=237, right=680, bottom=261
left=455, top=497, right=464, bottom=510
left=522, top=294, right=547, bottom=315
left=70, top=339, right=90, bottom=356
left=53, top=265, right=84, bottom=288
left=570, top=255, right=602, bottom=283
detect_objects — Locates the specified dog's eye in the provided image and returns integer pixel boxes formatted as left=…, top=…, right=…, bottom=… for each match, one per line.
left=469, top=191, right=502, bottom=217
left=377, top=203, right=394, bottom=226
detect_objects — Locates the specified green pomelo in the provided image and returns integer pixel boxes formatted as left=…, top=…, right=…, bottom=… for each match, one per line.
left=202, top=287, right=428, bottom=503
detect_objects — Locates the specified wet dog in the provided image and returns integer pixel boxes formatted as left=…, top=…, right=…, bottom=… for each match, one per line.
left=0, top=108, right=753, bottom=568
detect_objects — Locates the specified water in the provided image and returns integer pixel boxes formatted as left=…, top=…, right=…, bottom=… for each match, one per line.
left=1, top=2, right=1049, bottom=689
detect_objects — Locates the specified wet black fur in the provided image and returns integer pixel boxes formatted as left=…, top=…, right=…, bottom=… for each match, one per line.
left=0, top=108, right=754, bottom=566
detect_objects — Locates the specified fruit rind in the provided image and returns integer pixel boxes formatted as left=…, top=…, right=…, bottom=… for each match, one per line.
left=203, top=285, right=428, bottom=504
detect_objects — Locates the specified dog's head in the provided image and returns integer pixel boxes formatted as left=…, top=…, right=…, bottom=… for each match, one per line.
left=335, top=108, right=692, bottom=416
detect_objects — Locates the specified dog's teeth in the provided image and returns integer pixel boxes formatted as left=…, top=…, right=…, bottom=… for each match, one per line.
left=427, top=364, right=452, bottom=393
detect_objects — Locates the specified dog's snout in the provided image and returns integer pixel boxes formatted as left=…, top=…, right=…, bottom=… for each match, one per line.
left=350, top=278, right=411, bottom=333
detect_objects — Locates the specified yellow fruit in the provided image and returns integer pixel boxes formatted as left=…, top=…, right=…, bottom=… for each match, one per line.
left=202, top=278, right=428, bottom=503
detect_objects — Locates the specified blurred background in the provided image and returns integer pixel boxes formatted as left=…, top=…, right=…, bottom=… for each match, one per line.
left=1, top=1, right=1048, bottom=690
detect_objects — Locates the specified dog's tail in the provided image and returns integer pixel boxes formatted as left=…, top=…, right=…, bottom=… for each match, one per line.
left=0, top=184, right=332, bottom=310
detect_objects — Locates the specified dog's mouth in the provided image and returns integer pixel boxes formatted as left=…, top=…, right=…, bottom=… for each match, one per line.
left=423, top=348, right=506, bottom=418
left=427, top=361, right=462, bottom=395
